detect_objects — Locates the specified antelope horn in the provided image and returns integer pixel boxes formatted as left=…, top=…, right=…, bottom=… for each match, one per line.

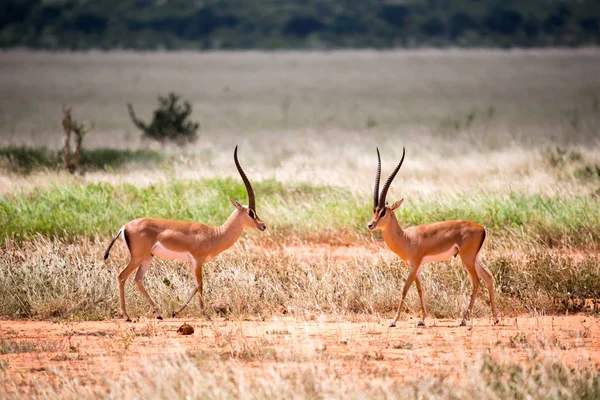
left=374, top=147, right=381, bottom=209
left=378, top=147, right=406, bottom=208
left=234, top=145, right=255, bottom=210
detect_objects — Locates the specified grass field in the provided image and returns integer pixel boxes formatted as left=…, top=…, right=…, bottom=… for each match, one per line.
left=1, top=49, right=599, bottom=398
left=1, top=49, right=600, bottom=145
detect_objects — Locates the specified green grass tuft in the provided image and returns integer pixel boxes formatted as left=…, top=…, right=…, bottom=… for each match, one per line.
left=1, top=178, right=598, bottom=246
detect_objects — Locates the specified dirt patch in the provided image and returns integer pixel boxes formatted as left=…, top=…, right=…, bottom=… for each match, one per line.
left=1, top=315, right=598, bottom=395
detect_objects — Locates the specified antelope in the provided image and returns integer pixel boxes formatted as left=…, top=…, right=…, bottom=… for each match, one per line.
left=104, top=146, right=266, bottom=321
left=367, top=147, right=498, bottom=327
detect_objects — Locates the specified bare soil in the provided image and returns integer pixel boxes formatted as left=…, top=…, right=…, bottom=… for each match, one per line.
left=1, top=315, right=599, bottom=395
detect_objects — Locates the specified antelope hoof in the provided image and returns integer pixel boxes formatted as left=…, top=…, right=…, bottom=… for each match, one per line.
left=156, top=315, right=163, bottom=320
left=125, top=318, right=132, bottom=323
left=417, top=321, right=425, bottom=327
left=459, top=320, right=467, bottom=327
left=494, top=318, right=499, bottom=325
left=389, top=323, right=397, bottom=328
left=172, top=312, right=177, bottom=318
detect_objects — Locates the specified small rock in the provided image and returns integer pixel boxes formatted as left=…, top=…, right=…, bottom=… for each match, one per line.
left=177, top=323, right=194, bottom=335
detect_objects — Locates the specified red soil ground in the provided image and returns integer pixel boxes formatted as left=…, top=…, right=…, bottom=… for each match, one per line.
left=1, top=315, right=599, bottom=395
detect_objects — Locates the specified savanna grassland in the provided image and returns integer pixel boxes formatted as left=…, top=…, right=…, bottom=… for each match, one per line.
left=1, top=49, right=600, bottom=398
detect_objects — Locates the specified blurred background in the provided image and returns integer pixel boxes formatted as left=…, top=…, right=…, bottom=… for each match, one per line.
left=1, top=0, right=599, bottom=50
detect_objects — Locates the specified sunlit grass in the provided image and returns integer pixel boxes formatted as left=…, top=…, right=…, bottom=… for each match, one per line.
left=1, top=176, right=598, bottom=246
left=1, top=340, right=597, bottom=399
left=1, top=237, right=598, bottom=320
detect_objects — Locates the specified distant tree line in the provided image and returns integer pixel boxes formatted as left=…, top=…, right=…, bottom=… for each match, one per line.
left=1, top=0, right=599, bottom=49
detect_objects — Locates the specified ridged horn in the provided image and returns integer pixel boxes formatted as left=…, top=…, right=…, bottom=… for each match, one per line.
left=378, top=147, right=406, bottom=208
left=374, top=147, right=381, bottom=209
left=234, top=145, right=255, bottom=210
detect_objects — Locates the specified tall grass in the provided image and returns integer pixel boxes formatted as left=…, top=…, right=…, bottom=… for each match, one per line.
left=1, top=238, right=598, bottom=320
left=1, top=178, right=598, bottom=246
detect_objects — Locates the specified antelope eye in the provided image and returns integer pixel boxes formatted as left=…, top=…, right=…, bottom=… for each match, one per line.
left=379, top=209, right=386, bottom=217
left=248, top=209, right=255, bottom=219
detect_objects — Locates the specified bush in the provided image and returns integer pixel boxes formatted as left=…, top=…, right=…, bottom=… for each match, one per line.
left=128, top=92, right=199, bottom=146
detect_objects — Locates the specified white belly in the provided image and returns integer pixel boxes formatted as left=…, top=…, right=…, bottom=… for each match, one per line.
left=421, top=245, right=459, bottom=264
left=151, top=242, right=193, bottom=262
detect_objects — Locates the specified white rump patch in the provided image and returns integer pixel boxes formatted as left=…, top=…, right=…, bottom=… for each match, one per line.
left=151, top=242, right=193, bottom=263
left=119, top=226, right=129, bottom=254
left=421, top=245, right=459, bottom=264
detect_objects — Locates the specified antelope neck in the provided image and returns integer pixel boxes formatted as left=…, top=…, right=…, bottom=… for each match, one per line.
left=380, top=213, right=409, bottom=250
left=213, top=211, right=245, bottom=253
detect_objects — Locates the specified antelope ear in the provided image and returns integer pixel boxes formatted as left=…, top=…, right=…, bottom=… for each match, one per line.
left=390, top=199, right=404, bottom=210
left=229, top=198, right=243, bottom=210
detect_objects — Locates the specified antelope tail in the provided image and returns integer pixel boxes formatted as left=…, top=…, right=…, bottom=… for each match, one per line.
left=104, top=227, right=124, bottom=260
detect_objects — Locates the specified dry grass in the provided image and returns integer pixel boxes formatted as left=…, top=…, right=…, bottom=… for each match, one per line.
left=21, top=352, right=597, bottom=399
left=2, top=144, right=600, bottom=198
left=1, top=238, right=598, bottom=321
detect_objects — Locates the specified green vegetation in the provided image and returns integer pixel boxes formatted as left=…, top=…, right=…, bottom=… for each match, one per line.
left=544, top=147, right=600, bottom=184
left=1, top=0, right=599, bottom=49
left=128, top=93, right=199, bottom=145
left=0, top=146, right=165, bottom=174
left=1, top=178, right=598, bottom=246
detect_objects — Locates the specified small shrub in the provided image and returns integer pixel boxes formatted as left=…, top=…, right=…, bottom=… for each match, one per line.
left=439, top=108, right=480, bottom=133
left=574, top=164, right=600, bottom=182
left=128, top=92, right=199, bottom=145
left=544, top=147, right=568, bottom=168
left=366, top=116, right=378, bottom=129
left=0, top=339, right=37, bottom=354
left=544, top=147, right=600, bottom=183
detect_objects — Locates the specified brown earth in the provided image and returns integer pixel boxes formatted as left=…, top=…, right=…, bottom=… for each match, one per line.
left=1, top=244, right=599, bottom=395
left=1, top=315, right=599, bottom=395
